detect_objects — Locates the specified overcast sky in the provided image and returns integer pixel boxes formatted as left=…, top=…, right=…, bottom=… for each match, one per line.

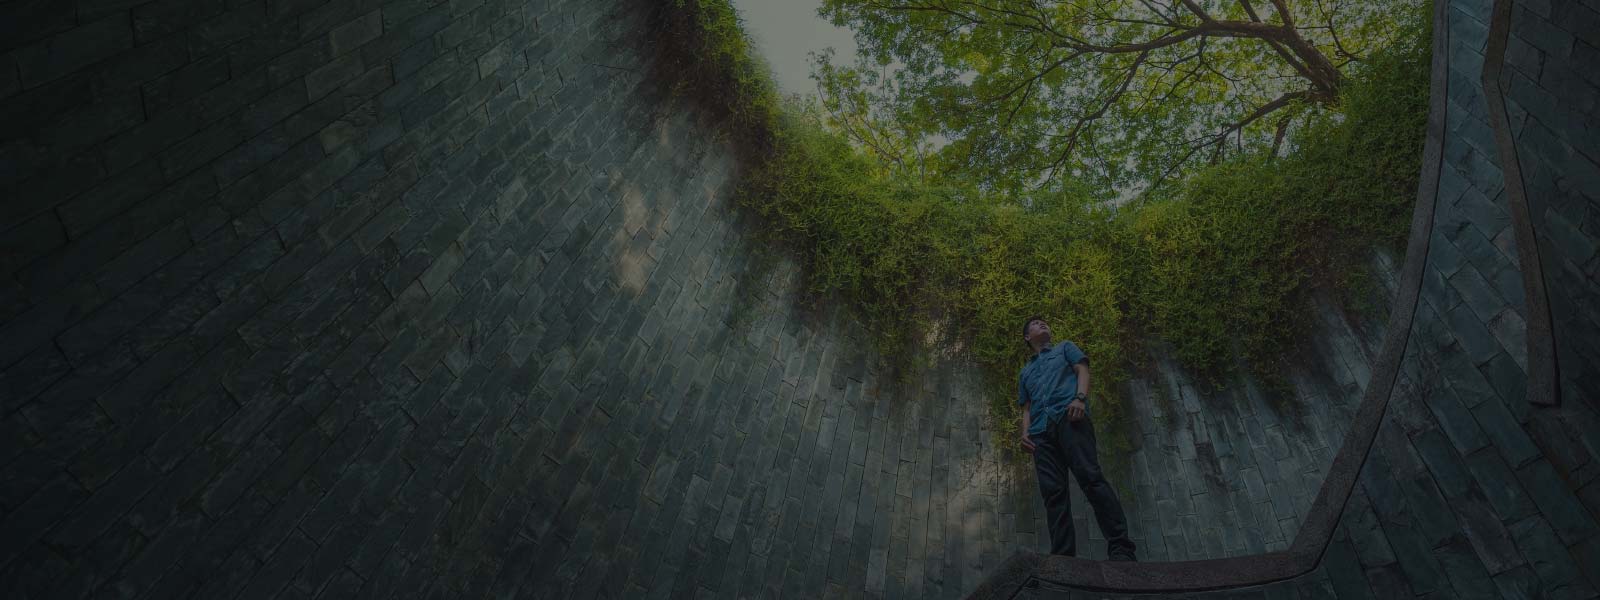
left=731, top=0, right=860, bottom=96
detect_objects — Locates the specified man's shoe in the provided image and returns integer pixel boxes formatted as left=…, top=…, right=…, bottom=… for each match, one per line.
left=1108, top=554, right=1138, bottom=562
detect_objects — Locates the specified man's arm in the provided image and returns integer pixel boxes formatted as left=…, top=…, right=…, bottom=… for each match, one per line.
left=1067, top=361, right=1090, bottom=421
left=1018, top=374, right=1036, bottom=453
left=1020, top=401, right=1034, bottom=453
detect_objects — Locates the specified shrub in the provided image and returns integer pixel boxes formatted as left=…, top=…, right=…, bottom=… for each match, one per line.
left=649, top=0, right=1430, bottom=467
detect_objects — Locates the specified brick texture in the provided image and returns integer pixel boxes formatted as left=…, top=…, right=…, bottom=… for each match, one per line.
left=2, top=0, right=1597, bottom=599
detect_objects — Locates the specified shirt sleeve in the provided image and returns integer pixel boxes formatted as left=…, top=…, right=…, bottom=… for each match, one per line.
left=1061, top=340, right=1089, bottom=366
left=1017, top=371, right=1030, bottom=406
left=1061, top=342, right=1090, bottom=410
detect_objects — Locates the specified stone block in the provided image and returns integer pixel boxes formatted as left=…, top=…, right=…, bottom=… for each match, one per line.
left=223, top=12, right=304, bottom=74
left=1, top=0, right=77, bottom=51
left=1507, top=516, right=1595, bottom=595
left=1458, top=217, right=1516, bottom=275
left=305, top=52, right=365, bottom=100
left=1553, top=1, right=1600, bottom=52
left=38, top=91, right=143, bottom=160
left=126, top=287, right=221, bottom=360
left=1575, top=535, right=1600, bottom=592
left=1465, top=448, right=1536, bottom=524
left=1518, top=128, right=1578, bottom=194
left=1411, top=428, right=1475, bottom=501
left=1505, top=34, right=1546, bottom=80
left=303, top=416, right=414, bottom=542
left=257, top=235, right=333, bottom=300
left=1573, top=40, right=1600, bottom=87
left=1516, top=459, right=1600, bottom=545
left=477, top=39, right=514, bottom=79
left=266, top=37, right=333, bottom=89
left=392, top=39, right=441, bottom=83
left=1457, top=185, right=1512, bottom=240
left=1485, top=308, right=1529, bottom=370
left=1444, top=302, right=1506, bottom=367
left=1433, top=538, right=1499, bottom=600
left=159, top=120, right=245, bottom=180
left=0, top=62, right=96, bottom=141
left=330, top=10, right=384, bottom=57
left=359, top=4, right=451, bottom=66
left=14, top=13, right=134, bottom=88
left=235, top=530, right=316, bottom=599
left=142, top=53, right=232, bottom=117
left=1431, top=228, right=1468, bottom=278
left=0, top=211, right=65, bottom=277
left=94, top=30, right=193, bottom=94
left=338, top=66, right=393, bottom=114
left=56, top=160, right=167, bottom=238
left=1541, top=206, right=1598, bottom=267
left=1474, top=350, right=1528, bottom=412
left=1486, top=262, right=1527, bottom=312
left=1448, top=263, right=1509, bottom=326
left=416, top=241, right=466, bottom=295
left=204, top=232, right=284, bottom=301
left=1429, top=382, right=1494, bottom=455
left=187, top=1, right=268, bottom=57
left=1492, top=564, right=1543, bottom=597
left=1512, top=5, right=1575, bottom=56
left=398, top=79, right=453, bottom=130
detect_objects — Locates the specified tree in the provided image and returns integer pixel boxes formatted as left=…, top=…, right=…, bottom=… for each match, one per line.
left=815, top=0, right=1409, bottom=199
left=810, top=48, right=939, bottom=183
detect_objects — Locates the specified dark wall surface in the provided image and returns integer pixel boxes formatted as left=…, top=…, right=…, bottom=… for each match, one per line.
left=2, top=1, right=1058, bottom=597
left=1, top=0, right=1595, bottom=599
left=996, top=0, right=1600, bottom=596
left=1504, top=0, right=1600, bottom=423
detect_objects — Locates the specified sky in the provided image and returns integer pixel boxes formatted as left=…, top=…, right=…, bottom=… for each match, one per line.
left=730, top=0, right=860, bottom=97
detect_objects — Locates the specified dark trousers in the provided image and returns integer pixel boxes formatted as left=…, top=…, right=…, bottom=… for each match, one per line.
left=1031, top=414, right=1136, bottom=558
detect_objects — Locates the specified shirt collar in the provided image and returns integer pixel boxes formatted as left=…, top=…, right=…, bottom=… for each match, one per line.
left=1028, top=342, right=1053, bottom=363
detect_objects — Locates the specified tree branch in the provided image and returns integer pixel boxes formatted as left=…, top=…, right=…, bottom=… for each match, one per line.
left=1043, top=50, right=1150, bottom=183
left=1269, top=114, right=1292, bottom=161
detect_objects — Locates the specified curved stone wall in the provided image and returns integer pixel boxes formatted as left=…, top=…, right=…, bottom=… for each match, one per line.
left=0, top=1, right=1043, bottom=597
left=1, top=0, right=1592, bottom=599
left=1108, top=283, right=1394, bottom=563
left=984, top=0, right=1600, bottom=596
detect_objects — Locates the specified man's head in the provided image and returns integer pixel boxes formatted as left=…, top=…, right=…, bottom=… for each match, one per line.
left=1021, top=315, right=1050, bottom=351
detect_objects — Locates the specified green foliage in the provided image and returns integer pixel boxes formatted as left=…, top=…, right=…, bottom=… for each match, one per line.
left=651, top=0, right=1430, bottom=466
left=1121, top=9, right=1431, bottom=385
left=652, top=0, right=782, bottom=153
left=813, top=0, right=1419, bottom=197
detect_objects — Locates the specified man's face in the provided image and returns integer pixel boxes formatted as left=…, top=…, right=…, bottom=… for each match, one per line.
left=1026, top=319, right=1051, bottom=346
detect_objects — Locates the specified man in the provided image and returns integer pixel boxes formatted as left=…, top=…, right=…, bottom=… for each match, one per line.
left=1017, top=315, right=1137, bottom=561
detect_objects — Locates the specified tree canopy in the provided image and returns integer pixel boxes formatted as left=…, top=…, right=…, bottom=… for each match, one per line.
left=813, top=0, right=1412, bottom=199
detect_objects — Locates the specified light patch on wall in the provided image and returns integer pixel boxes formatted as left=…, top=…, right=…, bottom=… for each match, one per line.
left=656, top=115, right=673, bottom=151
left=494, top=173, right=530, bottom=222
left=611, top=182, right=654, bottom=295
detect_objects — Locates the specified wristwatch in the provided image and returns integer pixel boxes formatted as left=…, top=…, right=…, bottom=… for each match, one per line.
left=1073, top=392, right=1088, bottom=402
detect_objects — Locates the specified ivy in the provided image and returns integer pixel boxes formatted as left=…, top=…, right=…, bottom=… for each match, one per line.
left=648, top=0, right=1430, bottom=468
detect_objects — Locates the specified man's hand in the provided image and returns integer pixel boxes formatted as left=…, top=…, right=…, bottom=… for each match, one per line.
left=1066, top=399, right=1086, bottom=422
left=1020, top=433, right=1036, bottom=454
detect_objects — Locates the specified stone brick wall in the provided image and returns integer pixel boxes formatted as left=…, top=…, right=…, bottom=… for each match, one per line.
left=1, top=1, right=1054, bottom=597
left=1109, top=282, right=1395, bottom=563
left=3, top=0, right=1594, bottom=599
left=1311, top=2, right=1600, bottom=592
left=1007, top=0, right=1600, bottom=596
left=1500, top=0, right=1600, bottom=417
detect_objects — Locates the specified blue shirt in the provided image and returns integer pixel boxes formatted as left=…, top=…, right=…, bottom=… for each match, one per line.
left=1017, top=340, right=1091, bottom=436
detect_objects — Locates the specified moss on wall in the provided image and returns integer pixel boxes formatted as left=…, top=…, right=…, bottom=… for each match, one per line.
left=647, top=0, right=1431, bottom=468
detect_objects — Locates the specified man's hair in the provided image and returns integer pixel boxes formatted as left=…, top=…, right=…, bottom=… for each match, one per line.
left=1021, top=315, right=1045, bottom=347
